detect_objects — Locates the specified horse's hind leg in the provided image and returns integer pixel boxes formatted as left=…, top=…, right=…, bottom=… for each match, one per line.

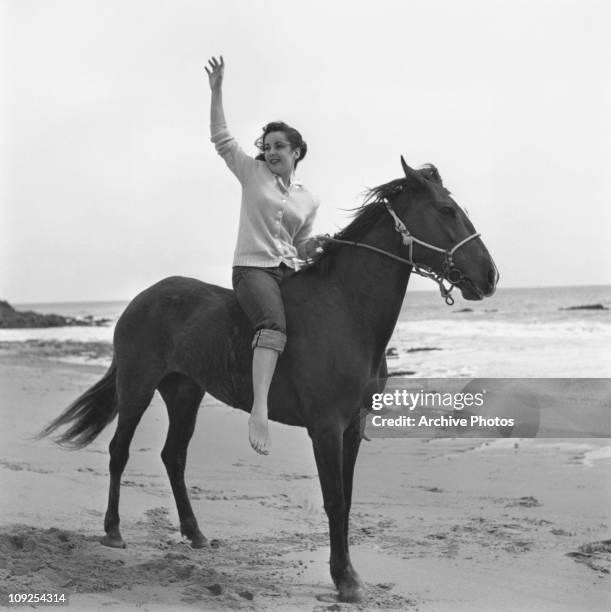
left=158, top=372, right=207, bottom=548
left=102, top=391, right=153, bottom=548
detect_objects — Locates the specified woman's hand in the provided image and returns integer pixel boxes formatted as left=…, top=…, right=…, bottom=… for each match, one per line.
left=304, top=235, right=330, bottom=259
left=205, top=56, right=224, bottom=91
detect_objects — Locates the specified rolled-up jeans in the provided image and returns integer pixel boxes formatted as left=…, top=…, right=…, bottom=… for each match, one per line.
left=232, top=264, right=295, bottom=353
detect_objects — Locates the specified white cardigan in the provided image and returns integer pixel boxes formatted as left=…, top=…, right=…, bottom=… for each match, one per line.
left=211, top=122, right=320, bottom=269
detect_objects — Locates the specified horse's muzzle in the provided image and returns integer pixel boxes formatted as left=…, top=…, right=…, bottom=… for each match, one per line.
left=460, top=264, right=499, bottom=300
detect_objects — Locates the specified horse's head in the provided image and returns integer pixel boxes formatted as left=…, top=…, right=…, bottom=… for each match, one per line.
left=387, top=157, right=498, bottom=301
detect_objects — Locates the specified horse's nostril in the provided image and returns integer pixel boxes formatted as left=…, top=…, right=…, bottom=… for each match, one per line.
left=488, top=267, right=498, bottom=286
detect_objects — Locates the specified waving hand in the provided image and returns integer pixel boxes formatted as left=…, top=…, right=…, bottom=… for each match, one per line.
left=205, top=56, right=224, bottom=91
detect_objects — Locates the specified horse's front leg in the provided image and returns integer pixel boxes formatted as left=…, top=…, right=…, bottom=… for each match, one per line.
left=342, top=416, right=362, bottom=544
left=311, top=425, right=364, bottom=603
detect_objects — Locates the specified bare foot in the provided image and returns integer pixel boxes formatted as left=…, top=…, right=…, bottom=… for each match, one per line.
left=248, top=413, right=270, bottom=455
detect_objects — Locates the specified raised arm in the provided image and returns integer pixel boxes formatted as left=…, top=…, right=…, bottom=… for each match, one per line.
left=205, top=55, right=226, bottom=128
left=205, top=56, right=252, bottom=180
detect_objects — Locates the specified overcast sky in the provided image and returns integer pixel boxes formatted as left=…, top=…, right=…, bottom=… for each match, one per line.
left=2, top=0, right=610, bottom=303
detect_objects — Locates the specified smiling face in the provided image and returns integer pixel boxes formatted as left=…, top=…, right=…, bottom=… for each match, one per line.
left=263, top=131, right=300, bottom=179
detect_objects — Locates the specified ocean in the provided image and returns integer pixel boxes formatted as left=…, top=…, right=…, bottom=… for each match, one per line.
left=4, top=284, right=610, bottom=377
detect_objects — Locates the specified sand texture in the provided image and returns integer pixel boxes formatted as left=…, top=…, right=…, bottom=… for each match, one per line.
left=1, top=347, right=610, bottom=611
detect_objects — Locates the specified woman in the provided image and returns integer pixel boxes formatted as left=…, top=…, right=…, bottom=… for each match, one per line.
left=205, top=56, right=322, bottom=456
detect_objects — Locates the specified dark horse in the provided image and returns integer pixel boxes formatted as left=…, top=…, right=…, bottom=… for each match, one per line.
left=40, top=158, right=498, bottom=603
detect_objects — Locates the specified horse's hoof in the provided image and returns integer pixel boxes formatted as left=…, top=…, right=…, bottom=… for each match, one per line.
left=181, top=525, right=208, bottom=549
left=338, top=583, right=364, bottom=603
left=335, top=568, right=365, bottom=603
left=100, top=534, right=126, bottom=549
left=190, top=534, right=208, bottom=549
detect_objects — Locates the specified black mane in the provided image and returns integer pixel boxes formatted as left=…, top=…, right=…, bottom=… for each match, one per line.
left=300, top=164, right=444, bottom=274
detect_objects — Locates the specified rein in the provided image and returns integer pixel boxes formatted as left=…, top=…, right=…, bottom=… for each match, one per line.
left=322, top=200, right=480, bottom=306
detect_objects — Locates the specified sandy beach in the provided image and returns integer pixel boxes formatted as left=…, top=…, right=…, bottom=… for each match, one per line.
left=1, top=345, right=610, bottom=611
left=4, top=0, right=611, bottom=606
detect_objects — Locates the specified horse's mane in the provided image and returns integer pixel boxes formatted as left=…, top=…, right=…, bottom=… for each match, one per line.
left=300, top=164, right=444, bottom=275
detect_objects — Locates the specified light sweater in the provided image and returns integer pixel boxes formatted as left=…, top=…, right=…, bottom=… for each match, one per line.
left=211, top=122, right=320, bottom=269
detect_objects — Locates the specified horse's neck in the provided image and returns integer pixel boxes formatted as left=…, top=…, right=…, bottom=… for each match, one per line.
left=330, top=225, right=411, bottom=355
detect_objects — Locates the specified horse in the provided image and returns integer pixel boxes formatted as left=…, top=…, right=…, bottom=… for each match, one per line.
left=39, top=157, right=498, bottom=603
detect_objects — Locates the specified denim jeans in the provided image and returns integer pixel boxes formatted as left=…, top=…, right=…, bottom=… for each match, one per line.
left=232, top=264, right=295, bottom=352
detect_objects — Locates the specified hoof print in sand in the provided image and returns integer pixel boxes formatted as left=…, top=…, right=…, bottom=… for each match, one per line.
left=567, top=540, right=611, bottom=574
left=204, top=582, right=224, bottom=596
left=506, top=496, right=541, bottom=508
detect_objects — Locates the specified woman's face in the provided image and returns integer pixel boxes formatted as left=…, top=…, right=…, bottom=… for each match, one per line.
left=263, top=131, right=300, bottom=178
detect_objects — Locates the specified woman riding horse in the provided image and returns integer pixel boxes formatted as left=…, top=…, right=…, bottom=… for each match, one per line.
left=39, top=90, right=498, bottom=601
left=206, top=56, right=323, bottom=455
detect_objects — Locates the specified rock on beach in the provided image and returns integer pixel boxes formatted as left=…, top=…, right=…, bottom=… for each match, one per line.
left=0, top=300, right=110, bottom=329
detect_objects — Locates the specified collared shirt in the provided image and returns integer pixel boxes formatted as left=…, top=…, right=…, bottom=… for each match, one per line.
left=211, top=122, right=320, bottom=269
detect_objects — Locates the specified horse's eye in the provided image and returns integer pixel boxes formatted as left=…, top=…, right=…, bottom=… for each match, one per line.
left=440, top=206, right=456, bottom=216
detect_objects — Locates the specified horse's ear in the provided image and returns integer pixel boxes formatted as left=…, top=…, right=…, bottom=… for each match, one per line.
left=400, top=156, right=422, bottom=182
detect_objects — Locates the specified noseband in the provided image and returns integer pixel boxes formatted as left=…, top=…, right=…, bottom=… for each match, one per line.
left=325, top=200, right=480, bottom=305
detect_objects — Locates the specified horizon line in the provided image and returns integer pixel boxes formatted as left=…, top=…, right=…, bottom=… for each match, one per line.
left=8, top=281, right=611, bottom=306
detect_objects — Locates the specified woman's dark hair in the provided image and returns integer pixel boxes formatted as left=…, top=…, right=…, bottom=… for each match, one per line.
left=254, top=121, right=308, bottom=168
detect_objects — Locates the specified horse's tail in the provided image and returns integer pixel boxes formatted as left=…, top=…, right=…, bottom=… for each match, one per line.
left=37, top=360, right=118, bottom=449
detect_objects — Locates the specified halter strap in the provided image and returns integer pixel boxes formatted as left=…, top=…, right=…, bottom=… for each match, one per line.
left=384, top=201, right=479, bottom=256
left=322, top=200, right=481, bottom=305
left=449, top=232, right=481, bottom=255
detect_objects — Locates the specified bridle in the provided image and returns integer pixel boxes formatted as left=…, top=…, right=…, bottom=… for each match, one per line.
left=323, top=199, right=481, bottom=305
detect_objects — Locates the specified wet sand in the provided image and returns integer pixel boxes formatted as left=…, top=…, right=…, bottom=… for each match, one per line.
left=0, top=346, right=610, bottom=610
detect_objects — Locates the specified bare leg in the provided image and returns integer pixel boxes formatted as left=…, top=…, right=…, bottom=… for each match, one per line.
left=249, top=346, right=278, bottom=455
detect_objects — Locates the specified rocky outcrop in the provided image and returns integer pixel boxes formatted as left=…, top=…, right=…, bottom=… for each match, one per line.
left=0, top=300, right=111, bottom=329
left=559, top=303, right=609, bottom=311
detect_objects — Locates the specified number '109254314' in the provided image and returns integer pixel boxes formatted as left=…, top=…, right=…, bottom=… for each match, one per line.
left=8, top=593, right=67, bottom=605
